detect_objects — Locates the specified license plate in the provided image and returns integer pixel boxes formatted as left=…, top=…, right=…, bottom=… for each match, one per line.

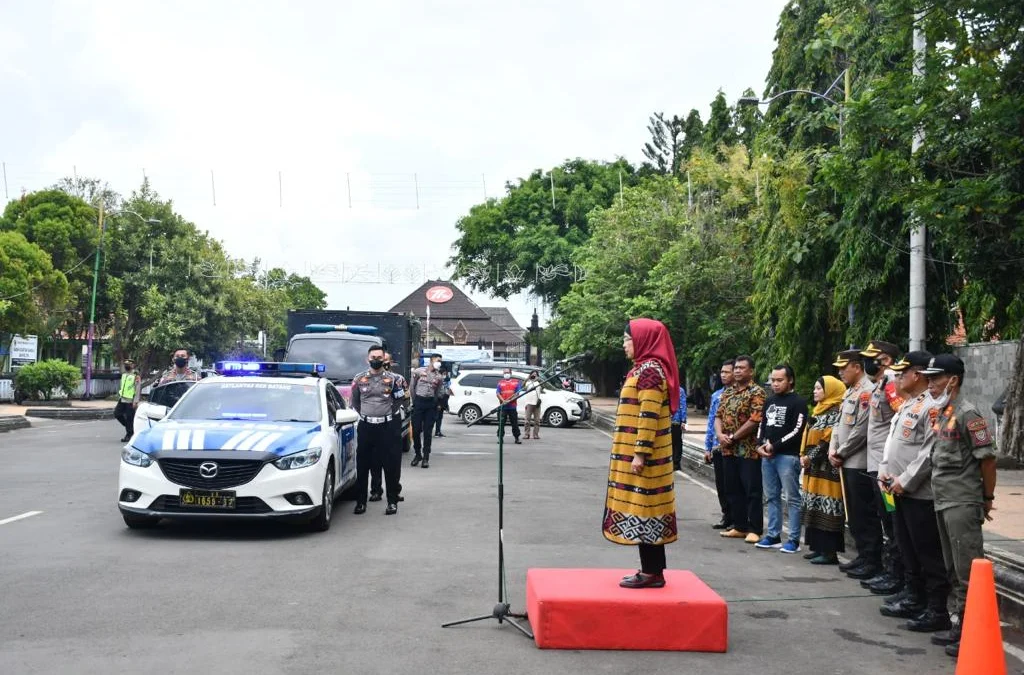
left=179, top=489, right=236, bottom=510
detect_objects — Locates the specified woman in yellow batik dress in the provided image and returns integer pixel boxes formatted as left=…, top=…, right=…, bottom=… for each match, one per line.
left=603, top=318, right=680, bottom=589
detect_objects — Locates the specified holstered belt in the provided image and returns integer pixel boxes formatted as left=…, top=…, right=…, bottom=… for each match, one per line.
left=360, top=414, right=393, bottom=424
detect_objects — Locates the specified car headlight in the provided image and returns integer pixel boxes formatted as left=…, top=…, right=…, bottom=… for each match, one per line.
left=273, top=447, right=322, bottom=470
left=122, top=447, right=154, bottom=468
left=568, top=396, right=584, bottom=405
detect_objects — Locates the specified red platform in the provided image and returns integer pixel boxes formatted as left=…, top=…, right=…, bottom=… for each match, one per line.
left=526, top=568, right=728, bottom=652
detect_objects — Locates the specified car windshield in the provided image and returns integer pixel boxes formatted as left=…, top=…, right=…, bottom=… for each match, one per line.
left=169, top=381, right=321, bottom=422
left=286, top=336, right=377, bottom=383
left=149, top=381, right=195, bottom=407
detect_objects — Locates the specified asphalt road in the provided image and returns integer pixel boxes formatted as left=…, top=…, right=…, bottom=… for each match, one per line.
left=1, top=417, right=1020, bottom=675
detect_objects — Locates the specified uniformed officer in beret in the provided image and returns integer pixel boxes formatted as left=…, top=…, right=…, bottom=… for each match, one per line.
left=921, top=354, right=998, bottom=659
left=877, top=351, right=952, bottom=633
left=829, top=349, right=884, bottom=580
left=350, top=345, right=405, bottom=515
left=859, top=340, right=907, bottom=595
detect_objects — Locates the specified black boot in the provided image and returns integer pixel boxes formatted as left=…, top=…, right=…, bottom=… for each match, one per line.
left=880, top=595, right=925, bottom=619
left=421, top=455, right=430, bottom=468
left=884, top=587, right=911, bottom=605
left=944, top=642, right=959, bottom=658
left=411, top=453, right=422, bottom=467
left=905, top=608, right=952, bottom=633
left=868, top=575, right=904, bottom=596
left=930, top=617, right=962, bottom=646
left=860, top=572, right=890, bottom=589
left=839, top=557, right=866, bottom=572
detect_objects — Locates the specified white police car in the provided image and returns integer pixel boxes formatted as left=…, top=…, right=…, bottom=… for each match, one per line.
left=117, top=362, right=358, bottom=532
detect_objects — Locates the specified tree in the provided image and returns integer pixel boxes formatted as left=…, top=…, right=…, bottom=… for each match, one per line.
left=449, top=158, right=639, bottom=305
left=680, top=109, right=705, bottom=162
left=0, top=231, right=70, bottom=337
left=702, top=91, right=737, bottom=154
left=0, top=189, right=102, bottom=356
left=642, top=112, right=686, bottom=175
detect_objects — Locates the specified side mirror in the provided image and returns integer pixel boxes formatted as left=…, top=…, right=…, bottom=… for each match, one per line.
left=336, top=409, right=359, bottom=426
left=147, top=405, right=168, bottom=422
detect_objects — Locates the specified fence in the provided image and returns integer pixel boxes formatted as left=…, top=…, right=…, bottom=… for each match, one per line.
left=0, top=373, right=121, bottom=401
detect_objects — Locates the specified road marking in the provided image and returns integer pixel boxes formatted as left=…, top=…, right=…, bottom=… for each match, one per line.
left=1004, top=640, right=1024, bottom=664
left=435, top=451, right=493, bottom=455
left=0, top=510, right=43, bottom=526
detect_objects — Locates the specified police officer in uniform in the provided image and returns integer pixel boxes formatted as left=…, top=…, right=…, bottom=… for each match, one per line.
left=877, top=351, right=952, bottom=632
left=829, top=349, right=884, bottom=580
left=350, top=345, right=404, bottom=515
left=921, top=354, right=998, bottom=659
left=410, top=353, right=444, bottom=468
left=859, top=341, right=907, bottom=595
left=370, top=352, right=407, bottom=503
left=114, top=359, right=141, bottom=442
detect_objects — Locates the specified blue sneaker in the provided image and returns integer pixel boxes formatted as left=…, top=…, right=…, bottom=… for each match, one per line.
left=755, top=536, right=782, bottom=549
left=780, top=540, right=801, bottom=554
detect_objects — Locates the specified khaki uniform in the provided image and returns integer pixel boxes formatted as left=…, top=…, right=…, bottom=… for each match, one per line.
left=930, top=397, right=996, bottom=615
left=351, top=369, right=404, bottom=506
left=879, top=392, right=949, bottom=609
left=832, top=375, right=881, bottom=567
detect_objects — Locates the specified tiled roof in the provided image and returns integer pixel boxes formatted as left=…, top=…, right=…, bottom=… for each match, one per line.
left=390, top=281, right=525, bottom=345
left=481, top=307, right=524, bottom=333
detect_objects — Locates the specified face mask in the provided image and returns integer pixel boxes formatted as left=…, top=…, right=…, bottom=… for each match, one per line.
left=369, top=359, right=384, bottom=370
left=529, top=375, right=537, bottom=379
left=384, top=363, right=392, bottom=370
left=931, top=380, right=953, bottom=408
left=503, top=374, right=511, bottom=379
left=174, top=357, right=187, bottom=368
left=432, top=361, right=442, bottom=370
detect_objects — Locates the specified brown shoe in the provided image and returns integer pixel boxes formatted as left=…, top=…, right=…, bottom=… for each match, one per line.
left=720, top=528, right=749, bottom=538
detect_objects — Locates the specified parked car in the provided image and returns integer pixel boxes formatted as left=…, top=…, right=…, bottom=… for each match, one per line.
left=447, top=369, right=591, bottom=427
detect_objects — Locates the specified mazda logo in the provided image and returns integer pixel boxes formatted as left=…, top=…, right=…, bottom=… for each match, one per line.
left=199, top=462, right=219, bottom=478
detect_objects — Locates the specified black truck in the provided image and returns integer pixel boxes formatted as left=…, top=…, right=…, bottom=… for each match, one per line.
left=282, top=310, right=422, bottom=451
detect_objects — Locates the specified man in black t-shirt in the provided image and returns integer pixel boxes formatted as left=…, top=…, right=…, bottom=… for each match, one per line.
left=755, top=364, right=808, bottom=553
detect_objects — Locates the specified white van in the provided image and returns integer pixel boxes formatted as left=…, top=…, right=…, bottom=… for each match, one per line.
left=447, top=369, right=591, bottom=427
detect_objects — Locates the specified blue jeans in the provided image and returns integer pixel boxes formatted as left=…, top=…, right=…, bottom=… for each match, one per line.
left=762, top=454, right=802, bottom=542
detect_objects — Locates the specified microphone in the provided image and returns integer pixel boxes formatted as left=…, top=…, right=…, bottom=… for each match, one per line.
left=557, top=351, right=593, bottom=365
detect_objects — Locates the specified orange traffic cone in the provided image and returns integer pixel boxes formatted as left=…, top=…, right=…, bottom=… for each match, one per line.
left=955, top=558, right=1006, bottom=675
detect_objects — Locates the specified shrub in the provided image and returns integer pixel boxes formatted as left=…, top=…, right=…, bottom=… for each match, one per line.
left=13, top=360, right=82, bottom=401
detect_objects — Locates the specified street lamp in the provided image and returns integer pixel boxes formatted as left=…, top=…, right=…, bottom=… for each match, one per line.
left=739, top=70, right=855, bottom=346
left=83, top=205, right=161, bottom=400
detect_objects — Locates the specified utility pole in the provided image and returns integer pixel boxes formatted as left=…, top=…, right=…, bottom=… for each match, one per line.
left=846, top=67, right=855, bottom=348
left=84, top=203, right=105, bottom=400
left=908, top=13, right=927, bottom=350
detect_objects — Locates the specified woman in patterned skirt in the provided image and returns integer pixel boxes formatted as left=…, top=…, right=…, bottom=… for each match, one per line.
left=603, top=318, right=680, bottom=589
left=799, top=375, right=846, bottom=564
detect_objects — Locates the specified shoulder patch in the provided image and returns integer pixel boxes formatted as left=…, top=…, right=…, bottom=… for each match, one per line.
left=859, top=391, right=871, bottom=409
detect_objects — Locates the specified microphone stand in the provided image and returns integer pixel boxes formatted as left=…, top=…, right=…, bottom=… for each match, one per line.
left=442, top=361, right=578, bottom=639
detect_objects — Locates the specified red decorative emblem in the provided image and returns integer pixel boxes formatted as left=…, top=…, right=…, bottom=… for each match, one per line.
left=426, top=286, right=454, bottom=303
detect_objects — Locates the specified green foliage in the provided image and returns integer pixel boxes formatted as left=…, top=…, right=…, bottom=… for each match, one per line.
left=449, top=158, right=639, bottom=304
left=0, top=231, right=70, bottom=336
left=14, top=359, right=82, bottom=400
left=0, top=189, right=100, bottom=343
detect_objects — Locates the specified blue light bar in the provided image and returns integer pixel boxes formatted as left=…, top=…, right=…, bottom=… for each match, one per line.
left=304, top=323, right=379, bottom=335
left=215, top=361, right=326, bottom=376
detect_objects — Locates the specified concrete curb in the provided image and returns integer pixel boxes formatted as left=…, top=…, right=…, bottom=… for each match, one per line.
left=0, top=415, right=31, bottom=432
left=25, top=408, right=114, bottom=421
left=590, top=407, right=1024, bottom=628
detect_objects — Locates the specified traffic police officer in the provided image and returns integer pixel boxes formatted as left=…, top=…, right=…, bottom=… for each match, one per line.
left=877, top=351, right=952, bottom=632
left=410, top=353, right=445, bottom=468
left=859, top=340, right=907, bottom=595
left=350, top=345, right=405, bottom=515
left=370, top=352, right=407, bottom=502
left=829, top=349, right=884, bottom=580
left=921, top=354, right=998, bottom=658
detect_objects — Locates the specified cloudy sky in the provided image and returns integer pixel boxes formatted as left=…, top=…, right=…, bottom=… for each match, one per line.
left=1, top=0, right=789, bottom=329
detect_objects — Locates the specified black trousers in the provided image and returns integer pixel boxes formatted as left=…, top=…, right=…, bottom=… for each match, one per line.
left=114, top=401, right=134, bottom=436
left=870, top=471, right=904, bottom=579
left=370, top=418, right=403, bottom=497
left=639, top=543, right=666, bottom=575
left=671, top=423, right=683, bottom=469
left=723, top=455, right=763, bottom=534
left=356, top=419, right=401, bottom=505
left=498, top=408, right=520, bottom=439
left=711, top=451, right=730, bottom=523
left=842, top=467, right=883, bottom=565
left=411, top=398, right=437, bottom=456
left=435, top=397, right=449, bottom=434
left=893, top=496, right=951, bottom=610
